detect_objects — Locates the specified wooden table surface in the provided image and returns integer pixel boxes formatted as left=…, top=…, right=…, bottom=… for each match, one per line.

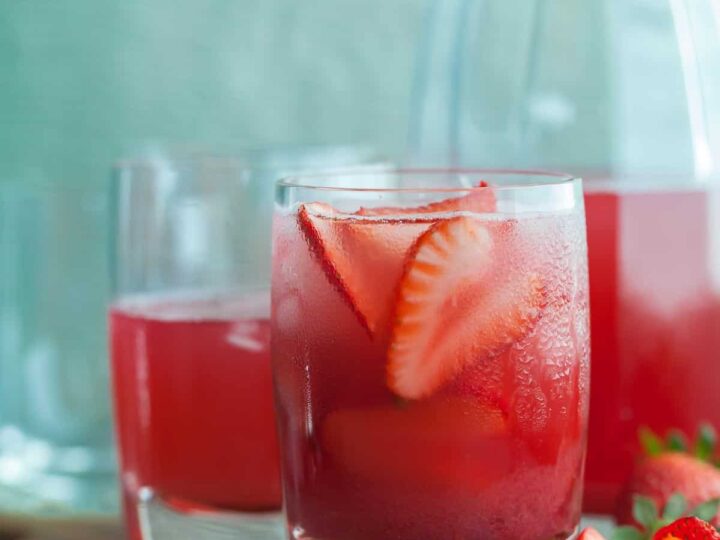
left=0, top=517, right=124, bottom=540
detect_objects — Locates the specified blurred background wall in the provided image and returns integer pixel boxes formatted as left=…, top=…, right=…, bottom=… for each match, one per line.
left=0, top=0, right=426, bottom=185
left=0, top=0, right=427, bottom=516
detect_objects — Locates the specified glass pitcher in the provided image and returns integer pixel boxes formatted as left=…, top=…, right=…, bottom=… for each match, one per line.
left=410, top=0, right=720, bottom=514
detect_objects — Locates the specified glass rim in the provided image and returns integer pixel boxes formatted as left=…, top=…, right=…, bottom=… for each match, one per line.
left=276, top=167, right=580, bottom=193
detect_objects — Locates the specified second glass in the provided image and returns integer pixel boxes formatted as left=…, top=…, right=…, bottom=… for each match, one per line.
left=271, top=169, right=590, bottom=540
left=110, top=155, right=280, bottom=540
left=109, top=147, right=380, bottom=540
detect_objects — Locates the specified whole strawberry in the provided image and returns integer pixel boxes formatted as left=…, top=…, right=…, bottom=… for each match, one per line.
left=616, top=453, right=720, bottom=526
left=653, top=516, right=720, bottom=539
left=616, top=425, right=720, bottom=527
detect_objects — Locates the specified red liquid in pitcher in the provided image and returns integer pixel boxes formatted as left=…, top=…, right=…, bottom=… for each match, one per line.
left=584, top=185, right=720, bottom=512
left=110, top=293, right=281, bottom=540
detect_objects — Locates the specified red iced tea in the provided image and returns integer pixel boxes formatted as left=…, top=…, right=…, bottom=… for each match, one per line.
left=272, top=185, right=590, bottom=540
left=110, top=293, right=281, bottom=540
left=584, top=185, right=720, bottom=512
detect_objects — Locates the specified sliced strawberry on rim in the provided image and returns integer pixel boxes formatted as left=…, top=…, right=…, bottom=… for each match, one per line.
left=356, top=181, right=495, bottom=217
left=387, top=216, right=546, bottom=400
left=297, top=185, right=496, bottom=339
left=298, top=203, right=432, bottom=337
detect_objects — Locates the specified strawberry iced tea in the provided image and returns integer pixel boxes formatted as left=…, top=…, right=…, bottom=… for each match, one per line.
left=584, top=185, right=720, bottom=512
left=110, top=293, right=280, bottom=540
left=271, top=171, right=590, bottom=540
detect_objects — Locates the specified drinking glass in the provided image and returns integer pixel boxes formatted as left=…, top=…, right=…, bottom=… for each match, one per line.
left=271, top=169, right=590, bottom=540
left=109, top=147, right=383, bottom=540
left=0, top=179, right=116, bottom=516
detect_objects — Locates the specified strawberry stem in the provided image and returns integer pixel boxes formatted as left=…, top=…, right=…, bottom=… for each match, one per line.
left=666, top=430, right=689, bottom=452
left=662, top=493, right=688, bottom=522
left=633, top=495, right=659, bottom=530
left=691, top=498, right=720, bottom=522
left=639, top=426, right=664, bottom=457
left=695, top=423, right=717, bottom=461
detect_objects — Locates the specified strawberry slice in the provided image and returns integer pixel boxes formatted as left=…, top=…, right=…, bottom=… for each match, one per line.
left=387, top=216, right=545, bottom=400
left=298, top=203, right=431, bottom=337
left=297, top=185, right=496, bottom=339
left=356, top=181, right=495, bottom=217
left=322, top=397, right=510, bottom=492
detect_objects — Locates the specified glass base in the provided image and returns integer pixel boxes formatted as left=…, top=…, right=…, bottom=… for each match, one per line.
left=137, top=489, right=284, bottom=540
left=290, top=524, right=581, bottom=540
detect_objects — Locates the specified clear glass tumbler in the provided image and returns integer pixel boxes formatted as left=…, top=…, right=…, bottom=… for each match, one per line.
left=272, top=169, right=590, bottom=540
left=109, top=147, right=382, bottom=540
left=0, top=179, right=116, bottom=516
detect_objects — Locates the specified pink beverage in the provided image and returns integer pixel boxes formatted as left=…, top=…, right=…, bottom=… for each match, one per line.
left=584, top=184, right=720, bottom=513
left=271, top=174, right=590, bottom=540
left=110, top=293, right=281, bottom=540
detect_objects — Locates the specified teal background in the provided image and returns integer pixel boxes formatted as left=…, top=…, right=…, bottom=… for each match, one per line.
left=0, top=0, right=426, bottom=185
left=0, top=1, right=426, bottom=515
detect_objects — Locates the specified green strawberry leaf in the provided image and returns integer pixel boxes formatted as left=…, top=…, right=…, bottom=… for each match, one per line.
left=692, top=497, right=720, bottom=522
left=611, top=526, right=645, bottom=540
left=662, top=493, right=688, bottom=522
left=639, top=426, right=664, bottom=457
left=666, top=430, right=688, bottom=452
left=633, top=495, right=659, bottom=529
left=695, top=423, right=717, bottom=461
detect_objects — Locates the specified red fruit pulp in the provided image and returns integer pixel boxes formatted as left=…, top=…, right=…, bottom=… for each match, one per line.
left=272, top=207, right=589, bottom=540
left=110, top=294, right=281, bottom=540
left=583, top=186, right=720, bottom=513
